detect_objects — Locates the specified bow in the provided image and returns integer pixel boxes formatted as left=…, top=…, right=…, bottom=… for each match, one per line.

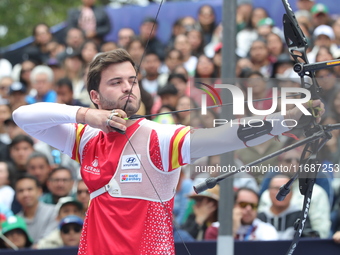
left=195, top=1, right=340, bottom=254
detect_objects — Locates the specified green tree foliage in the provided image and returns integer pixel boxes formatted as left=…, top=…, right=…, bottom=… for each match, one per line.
left=0, top=0, right=109, bottom=48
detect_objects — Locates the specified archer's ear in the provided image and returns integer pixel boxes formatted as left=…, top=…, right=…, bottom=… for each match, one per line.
left=90, top=90, right=100, bottom=106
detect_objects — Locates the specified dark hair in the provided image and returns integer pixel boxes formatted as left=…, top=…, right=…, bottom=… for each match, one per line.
left=166, top=48, right=184, bottom=62
left=234, top=187, right=259, bottom=203
left=168, top=73, right=188, bottom=83
left=48, top=166, right=73, bottom=180
left=0, top=161, right=16, bottom=188
left=16, top=174, right=42, bottom=189
left=158, top=83, right=178, bottom=96
left=144, top=50, right=161, bottom=61
left=32, top=23, right=50, bottom=37
left=9, top=135, right=34, bottom=150
left=26, top=151, right=50, bottom=167
left=56, top=77, right=73, bottom=92
left=87, top=49, right=137, bottom=108
left=245, top=70, right=264, bottom=79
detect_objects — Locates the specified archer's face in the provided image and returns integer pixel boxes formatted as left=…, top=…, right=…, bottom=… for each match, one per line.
left=90, top=62, right=141, bottom=117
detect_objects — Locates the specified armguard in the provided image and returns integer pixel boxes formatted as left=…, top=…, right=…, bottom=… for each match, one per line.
left=237, top=120, right=273, bottom=145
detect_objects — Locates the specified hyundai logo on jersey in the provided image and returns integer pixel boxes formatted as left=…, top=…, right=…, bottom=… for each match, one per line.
left=126, top=157, right=136, bottom=163
left=122, top=154, right=141, bottom=169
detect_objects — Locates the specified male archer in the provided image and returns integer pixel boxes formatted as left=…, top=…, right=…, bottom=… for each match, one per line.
left=12, top=49, right=324, bottom=255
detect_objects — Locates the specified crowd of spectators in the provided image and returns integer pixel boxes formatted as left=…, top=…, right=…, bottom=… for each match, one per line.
left=2, top=0, right=340, bottom=250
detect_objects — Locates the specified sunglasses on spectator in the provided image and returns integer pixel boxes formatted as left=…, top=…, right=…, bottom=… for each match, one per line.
left=61, top=224, right=82, bottom=234
left=238, top=202, right=258, bottom=210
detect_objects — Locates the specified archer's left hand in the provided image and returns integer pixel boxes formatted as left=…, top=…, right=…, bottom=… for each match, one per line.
left=288, top=99, right=325, bottom=124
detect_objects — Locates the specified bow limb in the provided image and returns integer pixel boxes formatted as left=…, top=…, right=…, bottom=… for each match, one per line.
left=280, top=0, right=330, bottom=254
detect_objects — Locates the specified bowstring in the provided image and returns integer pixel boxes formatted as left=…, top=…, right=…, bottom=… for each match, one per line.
left=119, top=1, right=193, bottom=254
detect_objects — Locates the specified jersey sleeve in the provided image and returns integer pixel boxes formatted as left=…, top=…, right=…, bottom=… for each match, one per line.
left=188, top=112, right=290, bottom=162
left=150, top=122, right=190, bottom=172
left=13, top=103, right=80, bottom=157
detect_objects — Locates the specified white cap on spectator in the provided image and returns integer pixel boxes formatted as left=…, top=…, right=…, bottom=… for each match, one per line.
left=313, top=25, right=335, bottom=40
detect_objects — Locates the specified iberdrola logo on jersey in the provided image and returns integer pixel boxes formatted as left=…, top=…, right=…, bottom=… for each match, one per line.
left=92, top=159, right=98, bottom=167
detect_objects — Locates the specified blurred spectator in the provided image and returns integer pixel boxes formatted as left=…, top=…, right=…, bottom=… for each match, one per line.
left=63, top=28, right=86, bottom=55
left=16, top=174, right=58, bottom=244
left=138, top=17, right=165, bottom=60
left=19, top=60, right=37, bottom=94
left=333, top=17, right=340, bottom=48
left=174, top=34, right=197, bottom=76
left=181, top=186, right=219, bottom=240
left=66, top=0, right=111, bottom=44
left=152, top=105, right=178, bottom=125
left=212, top=42, right=222, bottom=77
left=45, top=40, right=66, bottom=60
left=295, top=10, right=314, bottom=35
left=181, top=16, right=196, bottom=31
left=163, top=49, right=184, bottom=74
left=271, top=54, right=294, bottom=79
left=56, top=77, right=89, bottom=107
left=0, top=161, right=15, bottom=210
left=236, top=57, right=254, bottom=79
left=0, top=56, right=12, bottom=81
left=126, top=37, right=144, bottom=65
left=194, top=54, right=218, bottom=86
left=186, top=28, right=205, bottom=57
left=256, top=17, right=275, bottom=39
left=311, top=3, right=333, bottom=27
left=296, top=0, right=315, bottom=11
left=75, top=180, right=89, bottom=216
left=9, top=135, right=34, bottom=175
left=236, top=0, right=253, bottom=32
left=167, top=18, right=186, bottom=51
left=0, top=202, right=14, bottom=226
left=173, top=170, right=193, bottom=226
left=258, top=175, right=317, bottom=239
left=157, top=83, right=179, bottom=110
left=30, top=65, right=57, bottom=103
left=249, top=40, right=272, bottom=78
left=197, top=5, right=217, bottom=46
left=36, top=197, right=83, bottom=249
left=26, top=152, right=52, bottom=194
left=100, top=41, right=118, bottom=52
left=0, top=215, right=33, bottom=249
left=176, top=95, right=200, bottom=126
left=244, top=71, right=273, bottom=111
left=315, top=67, right=338, bottom=112
left=59, top=215, right=83, bottom=247
left=307, top=25, right=340, bottom=63
left=7, top=82, right=32, bottom=112
left=4, top=119, right=26, bottom=143
left=259, top=148, right=331, bottom=238
left=61, top=51, right=85, bottom=101
left=23, top=23, right=53, bottom=64
left=140, top=51, right=166, bottom=96
left=205, top=188, right=278, bottom=240
left=41, top=167, right=75, bottom=205
left=80, top=40, right=99, bottom=66
left=0, top=77, right=13, bottom=104
left=46, top=58, right=66, bottom=83
left=117, top=28, right=135, bottom=49
left=167, top=73, right=188, bottom=98
left=0, top=104, right=11, bottom=145
left=236, top=7, right=268, bottom=58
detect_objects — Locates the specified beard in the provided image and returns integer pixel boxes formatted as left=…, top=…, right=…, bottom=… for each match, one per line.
left=99, top=93, right=141, bottom=117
